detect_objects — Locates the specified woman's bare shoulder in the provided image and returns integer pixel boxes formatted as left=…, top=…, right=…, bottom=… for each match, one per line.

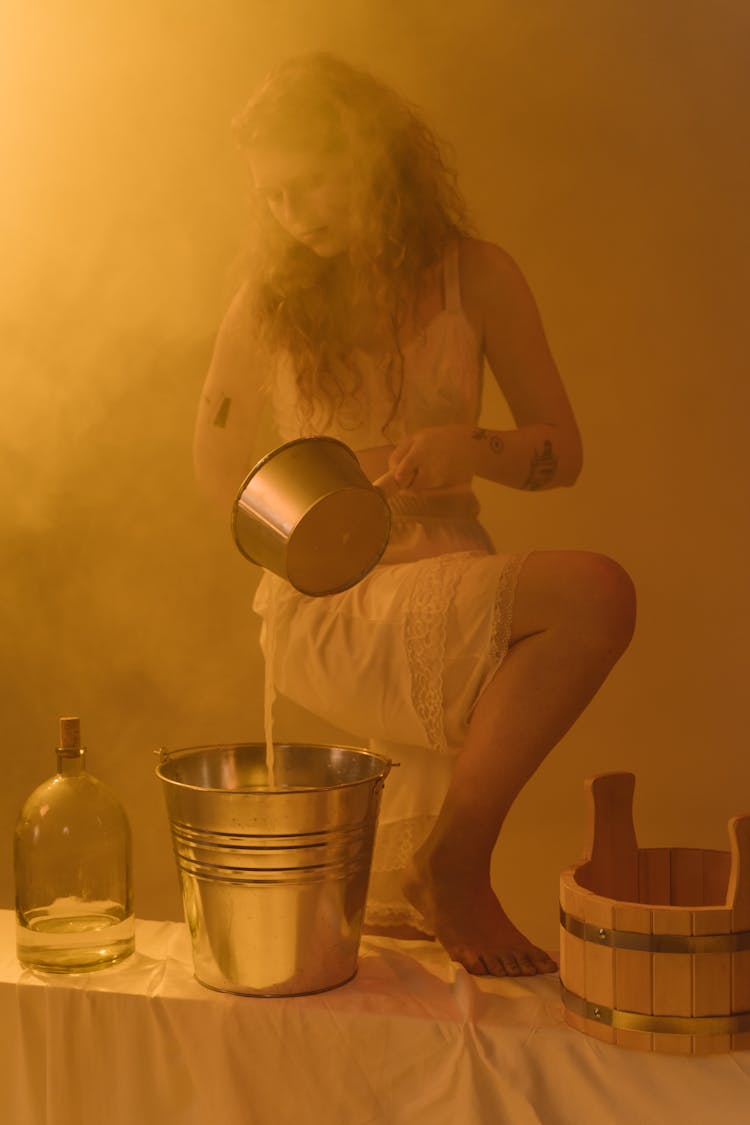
left=459, top=237, right=544, bottom=331
left=458, top=237, right=525, bottom=297
left=203, top=280, right=270, bottom=402
left=217, top=280, right=255, bottom=345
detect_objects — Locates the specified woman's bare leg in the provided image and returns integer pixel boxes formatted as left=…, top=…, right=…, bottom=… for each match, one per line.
left=403, top=550, right=637, bottom=976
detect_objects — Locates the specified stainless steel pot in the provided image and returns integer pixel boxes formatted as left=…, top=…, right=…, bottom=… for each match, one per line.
left=157, top=742, right=391, bottom=997
left=231, top=437, right=391, bottom=596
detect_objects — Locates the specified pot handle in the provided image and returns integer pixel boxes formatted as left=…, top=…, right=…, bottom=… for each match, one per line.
left=372, top=470, right=400, bottom=498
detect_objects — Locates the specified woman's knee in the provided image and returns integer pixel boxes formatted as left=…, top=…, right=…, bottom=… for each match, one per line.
left=513, top=550, right=636, bottom=652
left=575, top=553, right=637, bottom=653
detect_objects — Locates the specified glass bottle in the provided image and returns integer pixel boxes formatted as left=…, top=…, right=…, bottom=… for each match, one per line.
left=14, top=716, right=135, bottom=972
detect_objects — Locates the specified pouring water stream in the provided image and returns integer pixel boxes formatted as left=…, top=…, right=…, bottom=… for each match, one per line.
left=263, top=582, right=278, bottom=789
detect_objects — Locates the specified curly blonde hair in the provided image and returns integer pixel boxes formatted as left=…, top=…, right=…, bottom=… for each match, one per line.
left=233, top=52, right=471, bottom=434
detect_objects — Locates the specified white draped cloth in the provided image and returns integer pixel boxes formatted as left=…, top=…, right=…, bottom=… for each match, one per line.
left=2, top=912, right=749, bottom=1125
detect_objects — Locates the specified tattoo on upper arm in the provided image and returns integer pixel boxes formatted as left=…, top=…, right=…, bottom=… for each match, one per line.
left=523, top=440, right=558, bottom=490
left=213, top=396, right=232, bottom=428
left=472, top=428, right=504, bottom=454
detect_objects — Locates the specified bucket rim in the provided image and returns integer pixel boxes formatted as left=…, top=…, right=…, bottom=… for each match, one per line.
left=155, top=740, right=392, bottom=794
left=233, top=435, right=359, bottom=503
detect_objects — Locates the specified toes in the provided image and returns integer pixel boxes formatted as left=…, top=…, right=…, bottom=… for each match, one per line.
left=451, top=947, right=488, bottom=975
left=529, top=947, right=558, bottom=973
left=450, top=948, right=526, bottom=977
left=448, top=946, right=556, bottom=978
left=482, top=953, right=523, bottom=977
left=481, top=954, right=507, bottom=976
left=496, top=954, right=522, bottom=976
left=490, top=952, right=538, bottom=977
left=481, top=949, right=510, bottom=976
left=460, top=949, right=557, bottom=978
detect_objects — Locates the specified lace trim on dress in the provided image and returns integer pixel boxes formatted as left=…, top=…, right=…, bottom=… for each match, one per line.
left=367, top=814, right=437, bottom=934
left=404, top=551, right=478, bottom=753
left=490, top=551, right=530, bottom=662
left=372, top=813, right=438, bottom=873
left=364, top=898, right=434, bottom=934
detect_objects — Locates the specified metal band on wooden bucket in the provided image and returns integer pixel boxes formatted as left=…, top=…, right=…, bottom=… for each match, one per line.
left=560, top=905, right=750, bottom=954
left=561, top=986, right=750, bottom=1036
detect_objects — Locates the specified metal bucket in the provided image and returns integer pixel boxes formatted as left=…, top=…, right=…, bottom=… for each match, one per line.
left=156, top=742, right=391, bottom=996
left=231, top=436, right=391, bottom=596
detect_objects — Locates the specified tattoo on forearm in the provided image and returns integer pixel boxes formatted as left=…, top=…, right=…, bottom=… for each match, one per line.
left=213, top=396, right=232, bottom=428
left=523, top=440, right=558, bottom=490
left=472, top=428, right=504, bottom=454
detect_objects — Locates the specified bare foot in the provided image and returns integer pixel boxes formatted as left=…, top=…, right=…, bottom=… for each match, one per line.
left=402, top=850, right=557, bottom=977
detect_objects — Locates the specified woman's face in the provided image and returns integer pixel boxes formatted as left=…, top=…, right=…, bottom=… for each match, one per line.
left=249, top=144, right=354, bottom=258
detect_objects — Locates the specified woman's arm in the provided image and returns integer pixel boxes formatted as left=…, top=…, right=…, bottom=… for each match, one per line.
left=466, top=238, right=582, bottom=489
left=193, top=283, right=268, bottom=513
left=387, top=239, right=582, bottom=492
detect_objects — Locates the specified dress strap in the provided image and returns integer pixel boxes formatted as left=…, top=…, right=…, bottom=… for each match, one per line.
left=443, top=239, right=462, bottom=312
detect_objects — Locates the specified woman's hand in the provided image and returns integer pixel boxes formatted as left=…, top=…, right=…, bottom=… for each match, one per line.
left=385, top=424, right=484, bottom=491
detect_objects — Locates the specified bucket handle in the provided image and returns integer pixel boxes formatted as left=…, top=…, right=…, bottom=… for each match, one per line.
left=583, top=771, right=639, bottom=902
left=727, top=815, right=750, bottom=926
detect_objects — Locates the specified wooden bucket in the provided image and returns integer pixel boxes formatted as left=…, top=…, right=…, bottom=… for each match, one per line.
left=559, top=772, right=750, bottom=1054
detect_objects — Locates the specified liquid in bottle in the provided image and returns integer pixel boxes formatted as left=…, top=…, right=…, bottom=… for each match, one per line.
left=14, top=717, right=135, bottom=972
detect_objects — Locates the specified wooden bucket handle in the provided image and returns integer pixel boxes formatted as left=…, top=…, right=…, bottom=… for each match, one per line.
left=727, top=814, right=750, bottom=926
left=583, top=771, right=639, bottom=900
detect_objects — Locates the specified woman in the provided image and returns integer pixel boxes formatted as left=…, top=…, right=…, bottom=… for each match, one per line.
left=194, top=52, right=636, bottom=977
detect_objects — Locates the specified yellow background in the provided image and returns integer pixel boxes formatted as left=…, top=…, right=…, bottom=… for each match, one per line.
left=2, top=1, right=748, bottom=952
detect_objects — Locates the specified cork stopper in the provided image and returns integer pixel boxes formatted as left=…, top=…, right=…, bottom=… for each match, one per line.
left=59, top=716, right=81, bottom=752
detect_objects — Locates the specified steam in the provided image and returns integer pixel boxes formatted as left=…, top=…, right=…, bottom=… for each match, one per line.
left=1, top=1, right=746, bottom=937
left=0, top=5, right=393, bottom=920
